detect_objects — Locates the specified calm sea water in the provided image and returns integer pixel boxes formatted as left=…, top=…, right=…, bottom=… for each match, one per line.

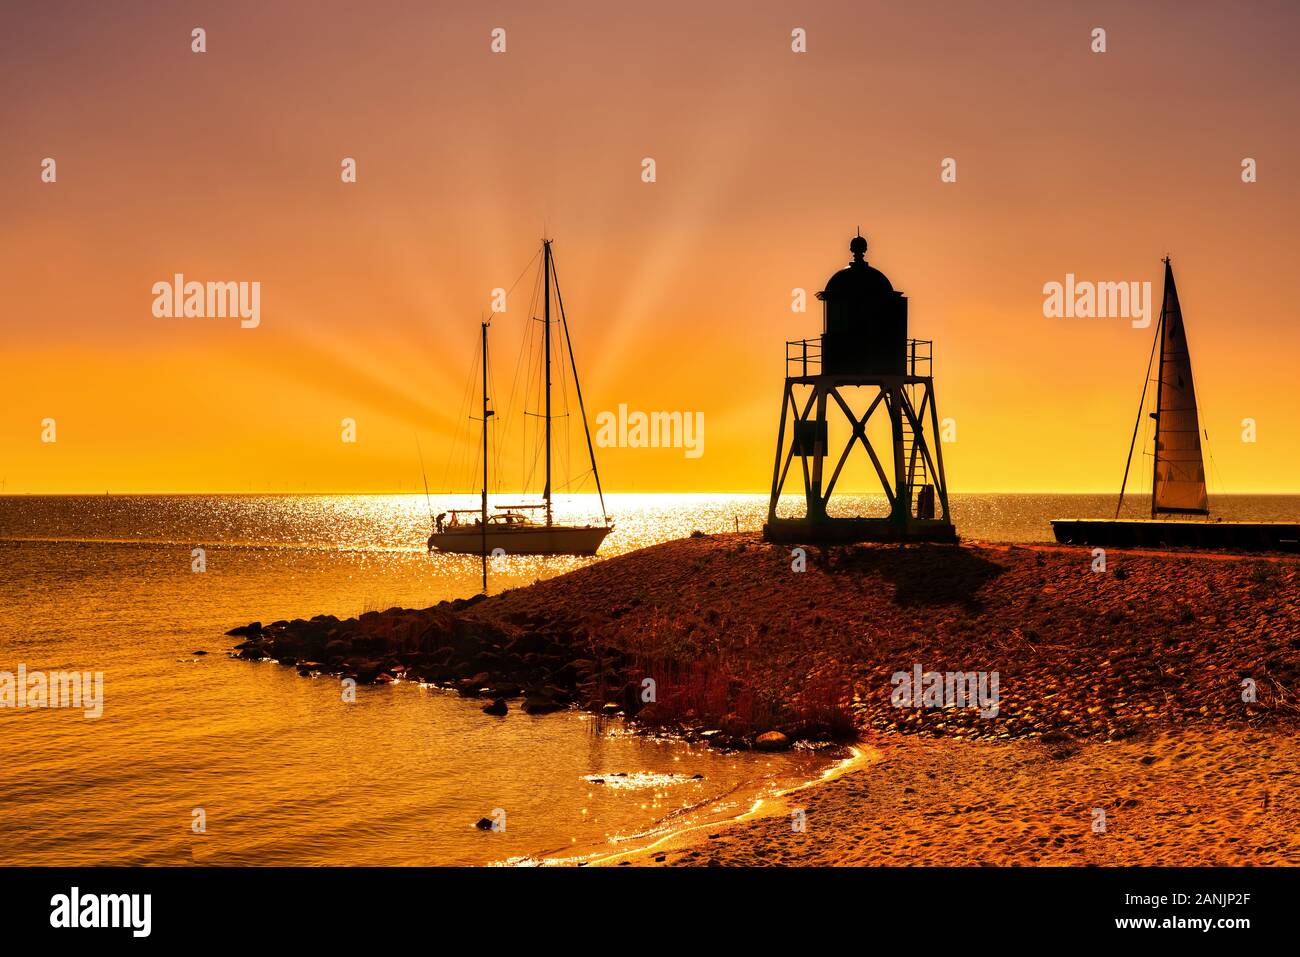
left=1, top=492, right=1294, bottom=865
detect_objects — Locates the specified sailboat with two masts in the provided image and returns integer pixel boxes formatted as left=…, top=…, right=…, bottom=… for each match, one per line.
left=1051, top=258, right=1298, bottom=552
left=427, top=239, right=613, bottom=557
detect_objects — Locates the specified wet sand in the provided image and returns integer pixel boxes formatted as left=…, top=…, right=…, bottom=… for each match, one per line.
left=636, top=728, right=1300, bottom=866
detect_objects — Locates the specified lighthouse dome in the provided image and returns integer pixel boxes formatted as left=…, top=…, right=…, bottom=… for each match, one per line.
left=815, top=232, right=908, bottom=376
left=819, top=235, right=895, bottom=301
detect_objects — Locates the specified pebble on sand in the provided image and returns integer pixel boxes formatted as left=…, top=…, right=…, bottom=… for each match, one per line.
left=755, top=731, right=791, bottom=752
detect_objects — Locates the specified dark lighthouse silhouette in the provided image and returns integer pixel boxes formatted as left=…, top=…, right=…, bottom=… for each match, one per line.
left=764, top=233, right=957, bottom=544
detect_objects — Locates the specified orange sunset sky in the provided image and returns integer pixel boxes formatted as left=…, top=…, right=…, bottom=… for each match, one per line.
left=2, top=0, right=1298, bottom=494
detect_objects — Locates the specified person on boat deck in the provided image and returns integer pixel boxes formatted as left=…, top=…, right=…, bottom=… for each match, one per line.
left=435, top=512, right=446, bottom=533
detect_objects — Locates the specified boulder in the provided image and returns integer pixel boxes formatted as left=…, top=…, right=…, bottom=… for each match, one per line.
left=323, top=639, right=353, bottom=662
left=620, top=680, right=643, bottom=716
left=346, top=659, right=386, bottom=684
left=456, top=672, right=491, bottom=697
left=417, top=664, right=453, bottom=684
left=482, top=698, right=508, bottom=716
left=523, top=694, right=565, bottom=715
left=226, top=622, right=262, bottom=637
left=755, top=731, right=791, bottom=752
left=787, top=720, right=835, bottom=742
left=507, top=632, right=554, bottom=656
left=543, top=685, right=574, bottom=705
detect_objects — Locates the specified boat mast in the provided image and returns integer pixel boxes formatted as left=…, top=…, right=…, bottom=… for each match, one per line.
left=551, top=249, right=610, bottom=527
left=543, top=239, right=553, bottom=527
left=481, top=319, right=492, bottom=592
left=1150, top=257, right=1169, bottom=520
left=1115, top=265, right=1164, bottom=520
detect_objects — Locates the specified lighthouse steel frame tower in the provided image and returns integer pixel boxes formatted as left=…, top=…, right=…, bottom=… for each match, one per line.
left=763, top=235, right=957, bottom=544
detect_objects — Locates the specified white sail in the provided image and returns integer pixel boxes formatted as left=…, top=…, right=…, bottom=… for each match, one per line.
left=1152, top=260, right=1208, bottom=515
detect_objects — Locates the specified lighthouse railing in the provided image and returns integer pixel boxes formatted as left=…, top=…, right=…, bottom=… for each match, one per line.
left=907, top=339, right=932, bottom=377
left=785, top=337, right=822, bottom=376
left=784, top=337, right=933, bottom=377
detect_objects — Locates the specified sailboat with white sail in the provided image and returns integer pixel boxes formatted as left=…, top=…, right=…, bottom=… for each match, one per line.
left=1051, top=258, right=1298, bottom=551
left=427, top=239, right=613, bottom=557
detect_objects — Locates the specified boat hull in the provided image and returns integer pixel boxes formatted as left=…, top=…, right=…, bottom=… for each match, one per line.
left=428, top=524, right=612, bottom=556
left=1050, top=519, right=1300, bottom=553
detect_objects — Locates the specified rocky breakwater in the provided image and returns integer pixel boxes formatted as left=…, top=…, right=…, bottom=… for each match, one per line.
left=225, top=592, right=849, bottom=750
left=227, top=596, right=632, bottom=719
left=224, top=533, right=1300, bottom=752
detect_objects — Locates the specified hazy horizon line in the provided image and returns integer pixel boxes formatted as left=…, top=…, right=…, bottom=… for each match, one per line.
left=3, top=489, right=1298, bottom=498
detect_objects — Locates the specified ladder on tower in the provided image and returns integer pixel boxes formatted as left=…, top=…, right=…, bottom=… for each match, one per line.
left=899, top=389, right=931, bottom=517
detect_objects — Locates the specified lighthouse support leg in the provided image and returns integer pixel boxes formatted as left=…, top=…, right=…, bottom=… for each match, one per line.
left=766, top=380, right=792, bottom=524
left=889, top=387, right=908, bottom=523
left=808, top=386, right=829, bottom=522
left=768, top=382, right=820, bottom=523
left=925, top=381, right=952, bottom=522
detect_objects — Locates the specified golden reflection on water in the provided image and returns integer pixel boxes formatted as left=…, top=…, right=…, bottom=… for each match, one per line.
left=7, top=492, right=1296, bottom=556
left=0, top=493, right=837, bottom=866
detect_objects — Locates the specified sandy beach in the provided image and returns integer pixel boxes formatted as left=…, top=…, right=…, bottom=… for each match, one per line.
left=628, top=729, right=1300, bottom=866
